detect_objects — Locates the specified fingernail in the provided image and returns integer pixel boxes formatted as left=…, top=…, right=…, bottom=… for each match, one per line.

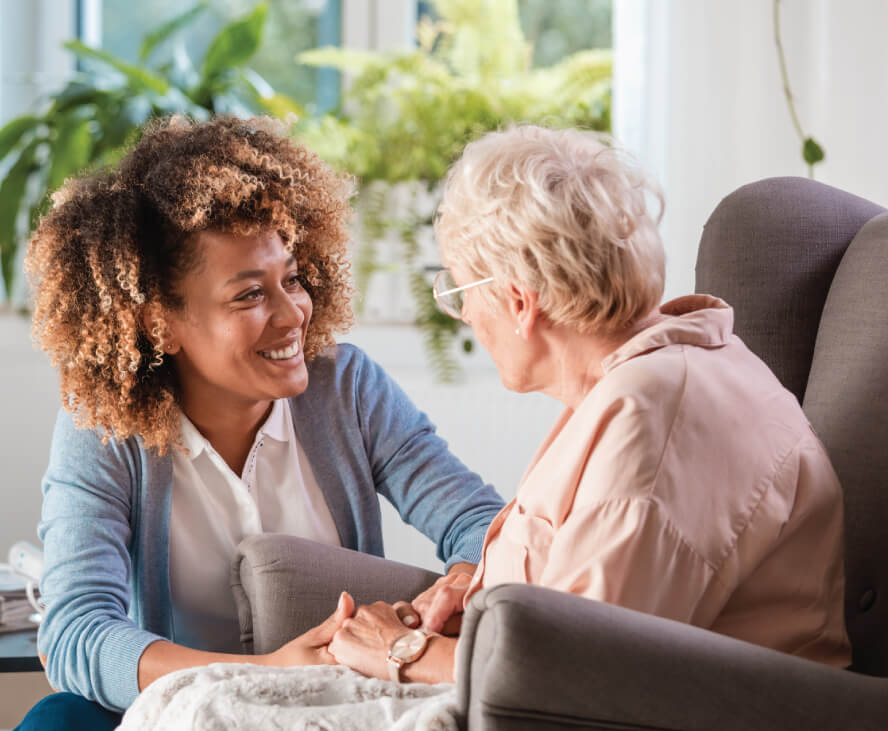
left=403, top=614, right=418, bottom=627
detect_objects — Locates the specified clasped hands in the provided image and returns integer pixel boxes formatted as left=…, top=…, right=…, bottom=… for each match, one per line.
left=264, top=563, right=474, bottom=682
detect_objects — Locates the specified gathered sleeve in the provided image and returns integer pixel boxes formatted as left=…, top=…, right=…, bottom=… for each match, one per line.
left=493, top=382, right=719, bottom=624
left=537, top=497, right=716, bottom=623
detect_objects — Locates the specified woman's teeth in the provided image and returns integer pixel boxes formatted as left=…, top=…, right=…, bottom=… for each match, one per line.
left=261, top=343, right=300, bottom=360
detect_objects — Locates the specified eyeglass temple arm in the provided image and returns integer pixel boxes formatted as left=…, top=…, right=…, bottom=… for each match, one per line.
left=435, top=277, right=495, bottom=298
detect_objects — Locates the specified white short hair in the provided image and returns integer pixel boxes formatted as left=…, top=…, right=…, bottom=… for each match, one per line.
left=435, top=125, right=666, bottom=334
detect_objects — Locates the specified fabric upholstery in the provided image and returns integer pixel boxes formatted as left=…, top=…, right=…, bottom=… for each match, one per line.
left=458, top=584, right=888, bottom=731
left=803, top=213, right=888, bottom=675
left=696, top=176, right=885, bottom=402
left=232, top=534, right=439, bottom=654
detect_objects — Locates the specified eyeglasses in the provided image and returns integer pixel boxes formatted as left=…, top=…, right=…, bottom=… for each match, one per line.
left=432, top=269, right=494, bottom=320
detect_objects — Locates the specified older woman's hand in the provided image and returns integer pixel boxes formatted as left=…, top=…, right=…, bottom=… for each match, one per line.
left=327, top=601, right=414, bottom=680
left=409, top=562, right=475, bottom=634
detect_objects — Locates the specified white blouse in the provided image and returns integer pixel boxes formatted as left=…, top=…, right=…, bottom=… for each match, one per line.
left=169, top=399, right=341, bottom=652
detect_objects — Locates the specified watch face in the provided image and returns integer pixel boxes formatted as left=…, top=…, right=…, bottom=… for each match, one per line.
left=390, top=629, right=428, bottom=662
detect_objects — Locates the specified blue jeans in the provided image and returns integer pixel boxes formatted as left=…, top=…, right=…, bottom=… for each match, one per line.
left=14, top=692, right=122, bottom=731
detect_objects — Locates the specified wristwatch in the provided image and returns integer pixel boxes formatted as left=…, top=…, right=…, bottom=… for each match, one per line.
left=386, top=628, right=438, bottom=682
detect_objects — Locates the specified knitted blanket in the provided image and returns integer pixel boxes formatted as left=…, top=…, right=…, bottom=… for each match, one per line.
left=117, top=663, right=458, bottom=731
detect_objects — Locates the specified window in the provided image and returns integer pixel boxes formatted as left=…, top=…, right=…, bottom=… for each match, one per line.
left=96, top=0, right=341, bottom=113
left=517, top=0, right=612, bottom=64
left=417, top=0, right=612, bottom=63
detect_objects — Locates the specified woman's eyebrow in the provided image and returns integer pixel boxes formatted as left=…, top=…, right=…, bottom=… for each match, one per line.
left=224, top=256, right=297, bottom=286
left=225, top=269, right=264, bottom=285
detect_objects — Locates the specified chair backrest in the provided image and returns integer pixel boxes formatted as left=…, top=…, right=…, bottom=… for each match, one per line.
left=696, top=176, right=888, bottom=675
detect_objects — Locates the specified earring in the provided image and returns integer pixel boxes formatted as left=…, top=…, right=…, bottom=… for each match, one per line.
left=515, top=328, right=520, bottom=336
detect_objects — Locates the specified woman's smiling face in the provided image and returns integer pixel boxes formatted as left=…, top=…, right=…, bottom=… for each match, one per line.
left=165, top=229, right=313, bottom=415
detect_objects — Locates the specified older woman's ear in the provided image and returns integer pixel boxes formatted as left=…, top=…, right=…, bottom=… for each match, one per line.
left=507, top=284, right=540, bottom=339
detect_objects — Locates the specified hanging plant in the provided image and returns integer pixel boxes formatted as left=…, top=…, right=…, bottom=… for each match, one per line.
left=773, top=0, right=825, bottom=178
left=296, top=0, right=612, bottom=381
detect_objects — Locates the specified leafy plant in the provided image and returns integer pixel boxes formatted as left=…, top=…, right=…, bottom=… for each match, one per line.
left=296, top=0, right=612, bottom=380
left=0, top=1, right=300, bottom=303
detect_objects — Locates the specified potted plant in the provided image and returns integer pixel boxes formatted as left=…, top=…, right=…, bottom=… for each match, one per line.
left=296, top=0, right=612, bottom=379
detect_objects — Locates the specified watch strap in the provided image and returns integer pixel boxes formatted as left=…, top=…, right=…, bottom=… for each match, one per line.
left=387, top=655, right=405, bottom=683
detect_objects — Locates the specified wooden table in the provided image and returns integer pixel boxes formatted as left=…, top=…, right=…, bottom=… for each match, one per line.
left=0, top=629, right=41, bottom=673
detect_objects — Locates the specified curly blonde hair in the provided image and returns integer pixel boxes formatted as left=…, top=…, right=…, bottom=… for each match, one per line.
left=436, top=125, right=665, bottom=335
left=26, top=115, right=354, bottom=453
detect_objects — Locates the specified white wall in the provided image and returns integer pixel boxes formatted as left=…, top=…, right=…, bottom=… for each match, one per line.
left=613, top=0, right=888, bottom=301
left=0, top=317, right=60, bottom=553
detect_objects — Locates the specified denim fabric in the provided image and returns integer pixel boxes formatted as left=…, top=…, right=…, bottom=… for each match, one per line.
left=14, top=693, right=122, bottom=731
left=36, top=344, right=503, bottom=713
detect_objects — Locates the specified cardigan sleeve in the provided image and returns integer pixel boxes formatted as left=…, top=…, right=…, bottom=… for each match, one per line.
left=37, top=409, right=163, bottom=713
left=350, top=348, right=505, bottom=569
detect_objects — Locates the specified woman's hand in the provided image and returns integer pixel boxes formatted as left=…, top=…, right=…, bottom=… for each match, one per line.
left=410, top=562, right=475, bottom=634
left=264, top=591, right=355, bottom=667
left=327, top=601, right=412, bottom=680
left=330, top=600, right=458, bottom=684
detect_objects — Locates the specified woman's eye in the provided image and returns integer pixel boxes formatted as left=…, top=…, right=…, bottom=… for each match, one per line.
left=286, top=274, right=304, bottom=289
left=236, top=288, right=263, bottom=302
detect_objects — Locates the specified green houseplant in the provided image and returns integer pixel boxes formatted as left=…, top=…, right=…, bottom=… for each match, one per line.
left=0, top=1, right=298, bottom=305
left=296, top=0, right=612, bottom=380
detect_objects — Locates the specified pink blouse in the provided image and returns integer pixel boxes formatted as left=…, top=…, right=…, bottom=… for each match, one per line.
left=465, top=295, right=851, bottom=667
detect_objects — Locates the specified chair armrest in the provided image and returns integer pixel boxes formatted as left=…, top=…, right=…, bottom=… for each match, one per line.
left=457, top=584, right=888, bottom=731
left=231, top=534, right=440, bottom=654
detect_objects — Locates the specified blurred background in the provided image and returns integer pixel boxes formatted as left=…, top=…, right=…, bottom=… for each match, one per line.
left=1, top=0, right=886, bottom=576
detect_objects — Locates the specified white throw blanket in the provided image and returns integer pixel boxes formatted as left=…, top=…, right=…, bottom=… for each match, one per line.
left=117, top=663, right=459, bottom=731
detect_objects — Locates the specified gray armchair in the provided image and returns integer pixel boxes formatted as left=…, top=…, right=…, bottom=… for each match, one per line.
left=233, top=177, right=888, bottom=729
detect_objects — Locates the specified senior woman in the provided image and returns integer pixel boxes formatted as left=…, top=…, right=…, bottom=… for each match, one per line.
left=14, top=115, right=503, bottom=730
left=326, top=125, right=851, bottom=684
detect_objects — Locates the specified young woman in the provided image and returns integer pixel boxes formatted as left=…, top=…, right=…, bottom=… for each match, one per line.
left=14, top=115, right=503, bottom=730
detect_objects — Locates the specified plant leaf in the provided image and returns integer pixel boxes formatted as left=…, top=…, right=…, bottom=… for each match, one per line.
left=139, top=2, right=207, bottom=62
left=241, top=70, right=305, bottom=119
left=200, top=3, right=267, bottom=85
left=0, top=140, right=41, bottom=300
left=64, top=40, right=170, bottom=94
left=0, top=115, right=40, bottom=163
left=48, top=81, right=112, bottom=116
left=298, top=47, right=382, bottom=73
left=803, top=137, right=825, bottom=165
left=47, top=117, right=93, bottom=192
left=256, top=93, right=305, bottom=120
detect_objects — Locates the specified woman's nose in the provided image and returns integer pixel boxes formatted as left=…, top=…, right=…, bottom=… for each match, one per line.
left=270, top=287, right=308, bottom=329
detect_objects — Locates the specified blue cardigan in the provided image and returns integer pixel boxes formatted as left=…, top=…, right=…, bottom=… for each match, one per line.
left=37, top=344, right=504, bottom=712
